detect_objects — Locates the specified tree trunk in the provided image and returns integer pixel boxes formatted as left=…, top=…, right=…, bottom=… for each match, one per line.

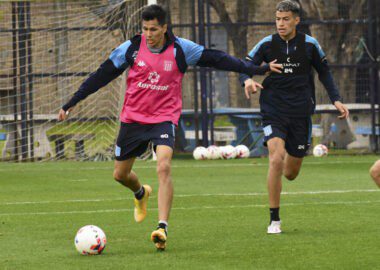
left=300, top=0, right=366, bottom=103
left=209, top=0, right=251, bottom=107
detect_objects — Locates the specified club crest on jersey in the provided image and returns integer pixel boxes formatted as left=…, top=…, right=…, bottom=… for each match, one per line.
left=164, top=60, right=173, bottom=71
left=148, top=72, right=160, bottom=83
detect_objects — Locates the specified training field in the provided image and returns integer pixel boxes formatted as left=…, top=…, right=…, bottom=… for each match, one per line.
left=0, top=155, right=379, bottom=269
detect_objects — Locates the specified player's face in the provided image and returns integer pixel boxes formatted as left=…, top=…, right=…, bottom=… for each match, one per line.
left=275, top=11, right=300, bottom=40
left=142, top=19, right=167, bottom=48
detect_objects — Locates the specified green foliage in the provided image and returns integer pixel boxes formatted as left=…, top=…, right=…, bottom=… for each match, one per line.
left=213, top=115, right=233, bottom=127
left=46, top=121, right=118, bottom=158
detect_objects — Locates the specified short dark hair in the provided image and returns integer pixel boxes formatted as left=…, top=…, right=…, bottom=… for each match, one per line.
left=142, top=4, right=167, bottom=25
left=276, top=0, right=300, bottom=16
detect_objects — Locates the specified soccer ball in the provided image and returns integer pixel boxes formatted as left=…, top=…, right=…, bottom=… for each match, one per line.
left=207, top=145, right=221, bottom=159
left=312, top=144, right=328, bottom=157
left=235, top=145, right=250, bottom=158
left=220, top=145, right=237, bottom=159
left=74, top=225, right=107, bottom=255
left=193, top=146, right=208, bottom=160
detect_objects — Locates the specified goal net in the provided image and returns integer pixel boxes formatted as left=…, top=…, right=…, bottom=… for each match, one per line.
left=0, top=0, right=150, bottom=161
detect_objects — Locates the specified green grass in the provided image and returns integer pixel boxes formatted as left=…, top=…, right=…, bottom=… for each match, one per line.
left=0, top=156, right=379, bottom=269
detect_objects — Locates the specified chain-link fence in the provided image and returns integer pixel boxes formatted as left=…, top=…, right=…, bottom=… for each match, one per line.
left=0, top=0, right=379, bottom=161
left=168, top=0, right=380, bottom=152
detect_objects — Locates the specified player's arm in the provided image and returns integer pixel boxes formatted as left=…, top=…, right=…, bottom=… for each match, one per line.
left=238, top=39, right=280, bottom=99
left=310, top=38, right=349, bottom=119
left=196, top=48, right=271, bottom=76
left=176, top=37, right=279, bottom=77
left=58, top=41, right=131, bottom=121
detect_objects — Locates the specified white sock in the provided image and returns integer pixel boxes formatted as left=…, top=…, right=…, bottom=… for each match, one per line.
left=158, top=220, right=168, bottom=231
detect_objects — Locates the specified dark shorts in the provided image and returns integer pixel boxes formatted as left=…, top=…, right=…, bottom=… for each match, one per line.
left=115, top=121, right=175, bottom=161
left=262, top=114, right=312, bottom=158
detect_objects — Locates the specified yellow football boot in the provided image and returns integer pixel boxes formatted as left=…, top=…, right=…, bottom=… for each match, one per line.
left=133, top=185, right=152, bottom=223
left=151, top=228, right=167, bottom=251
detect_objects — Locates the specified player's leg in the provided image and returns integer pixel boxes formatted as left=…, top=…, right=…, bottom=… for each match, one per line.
left=155, top=145, right=174, bottom=222
left=369, top=160, right=380, bottom=187
left=113, top=158, right=139, bottom=190
left=266, top=137, right=286, bottom=234
left=149, top=121, right=176, bottom=250
left=283, top=154, right=303, bottom=180
left=113, top=158, right=152, bottom=223
left=114, top=122, right=153, bottom=223
left=267, top=137, right=286, bottom=209
left=262, top=114, right=288, bottom=234
left=151, top=145, right=173, bottom=250
left=283, top=117, right=311, bottom=181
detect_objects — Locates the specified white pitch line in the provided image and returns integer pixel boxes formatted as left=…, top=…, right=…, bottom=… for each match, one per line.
left=176, top=189, right=380, bottom=197
left=1, top=200, right=379, bottom=217
left=68, top=179, right=88, bottom=182
left=1, top=198, right=127, bottom=205
left=0, top=160, right=375, bottom=172
left=1, top=189, right=379, bottom=206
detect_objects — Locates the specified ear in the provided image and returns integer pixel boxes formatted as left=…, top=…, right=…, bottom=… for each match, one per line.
left=295, top=16, right=300, bottom=25
left=162, top=24, right=168, bottom=33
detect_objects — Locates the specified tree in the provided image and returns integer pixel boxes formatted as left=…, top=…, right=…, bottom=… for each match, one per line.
left=299, top=0, right=367, bottom=103
left=208, top=0, right=252, bottom=107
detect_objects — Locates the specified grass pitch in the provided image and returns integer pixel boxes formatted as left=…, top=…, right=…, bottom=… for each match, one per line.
left=0, top=155, right=379, bottom=269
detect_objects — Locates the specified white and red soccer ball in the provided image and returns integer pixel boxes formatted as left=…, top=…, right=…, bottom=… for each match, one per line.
left=74, top=225, right=107, bottom=255
left=220, top=145, right=237, bottom=159
left=312, top=144, right=328, bottom=157
left=235, top=144, right=250, bottom=158
left=207, top=145, right=221, bottom=159
left=193, top=146, right=208, bottom=160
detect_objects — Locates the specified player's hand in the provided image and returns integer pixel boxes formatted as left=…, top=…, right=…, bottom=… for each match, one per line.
left=269, top=59, right=283, bottom=74
left=334, top=101, right=349, bottom=119
left=244, top=79, right=263, bottom=99
left=58, top=108, right=72, bottom=121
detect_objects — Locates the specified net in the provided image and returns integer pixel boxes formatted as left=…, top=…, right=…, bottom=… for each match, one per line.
left=0, top=0, right=149, bottom=161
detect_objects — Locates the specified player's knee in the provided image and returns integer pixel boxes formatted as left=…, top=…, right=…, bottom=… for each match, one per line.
left=284, top=171, right=298, bottom=181
left=113, top=169, right=126, bottom=182
left=370, top=166, right=380, bottom=184
left=370, top=161, right=380, bottom=179
left=157, top=160, right=171, bottom=177
left=269, top=154, right=284, bottom=169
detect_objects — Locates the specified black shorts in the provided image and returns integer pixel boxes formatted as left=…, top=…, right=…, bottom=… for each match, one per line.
left=262, top=114, right=312, bottom=158
left=115, top=121, right=175, bottom=161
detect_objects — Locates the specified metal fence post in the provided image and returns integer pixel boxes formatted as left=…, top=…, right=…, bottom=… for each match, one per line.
left=197, top=0, right=209, bottom=147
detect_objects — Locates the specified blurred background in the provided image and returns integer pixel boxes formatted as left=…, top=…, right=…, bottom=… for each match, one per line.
left=0, top=0, right=379, bottom=161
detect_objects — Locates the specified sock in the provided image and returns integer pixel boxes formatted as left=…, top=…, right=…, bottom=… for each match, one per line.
left=134, top=186, right=145, bottom=200
left=157, top=220, right=168, bottom=235
left=270, top=207, right=280, bottom=223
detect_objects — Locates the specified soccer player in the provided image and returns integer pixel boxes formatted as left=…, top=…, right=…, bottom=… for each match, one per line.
left=58, top=4, right=282, bottom=250
left=370, top=160, right=380, bottom=187
left=239, top=0, right=349, bottom=234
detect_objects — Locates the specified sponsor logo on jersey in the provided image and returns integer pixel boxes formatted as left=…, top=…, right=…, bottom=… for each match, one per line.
left=137, top=82, right=169, bottom=91
left=283, top=60, right=301, bottom=74
left=137, top=72, right=169, bottom=91
left=148, top=72, right=160, bottom=83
